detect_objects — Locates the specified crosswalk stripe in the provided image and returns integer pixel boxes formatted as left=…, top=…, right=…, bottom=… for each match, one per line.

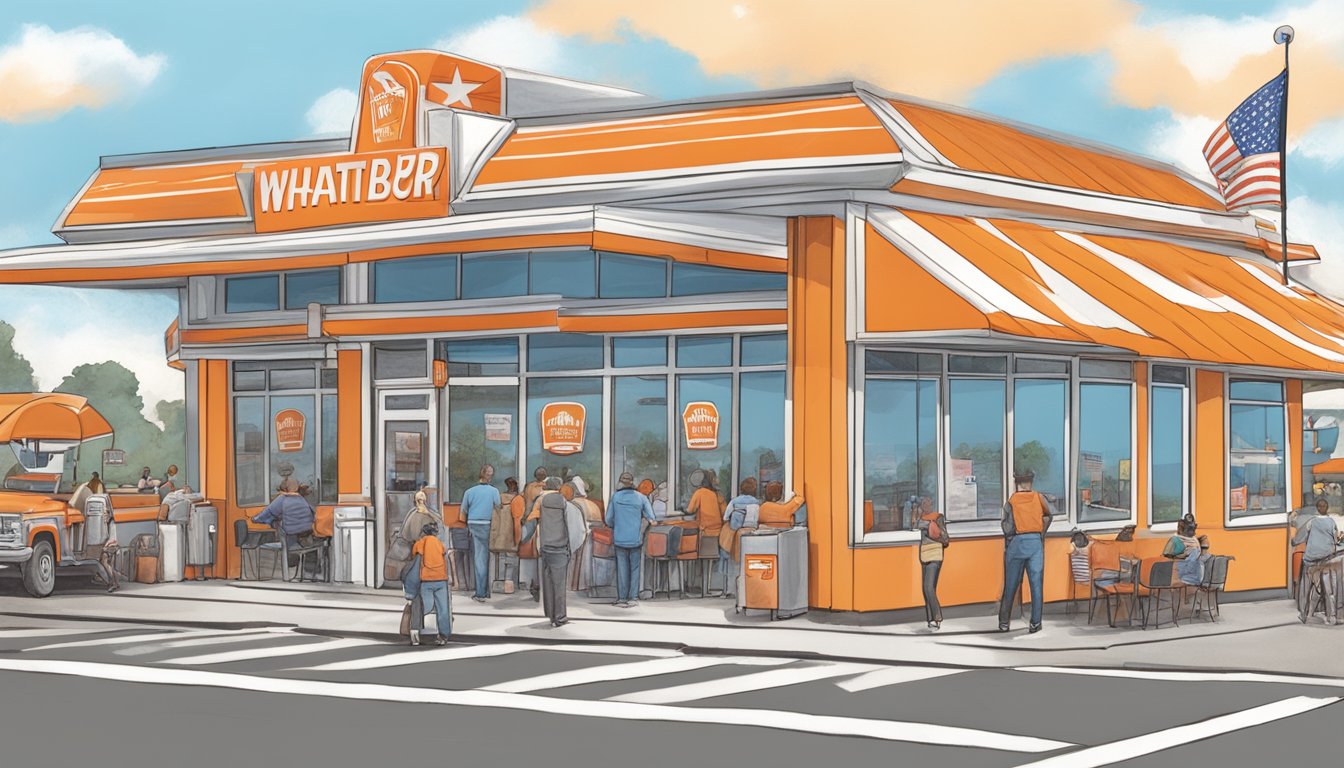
left=836, top=666, right=969, bottom=693
left=0, top=626, right=123, bottom=640
left=306, top=642, right=676, bottom=672
left=481, top=655, right=790, bottom=694
left=1013, top=696, right=1339, bottom=768
left=0, top=658, right=1074, bottom=753
left=27, top=629, right=211, bottom=652
left=1015, top=665, right=1344, bottom=688
left=611, top=662, right=878, bottom=704
left=165, top=637, right=381, bottom=666
left=117, top=630, right=286, bottom=656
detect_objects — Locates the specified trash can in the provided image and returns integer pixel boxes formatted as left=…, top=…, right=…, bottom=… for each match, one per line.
left=186, top=503, right=218, bottom=580
left=737, top=527, right=808, bottom=620
left=332, top=506, right=374, bottom=585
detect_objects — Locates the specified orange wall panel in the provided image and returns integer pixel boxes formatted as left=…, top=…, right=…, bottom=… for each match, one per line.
left=1288, top=378, right=1303, bottom=505
left=337, top=349, right=364, bottom=497
left=1134, top=363, right=1149, bottom=524
left=1194, top=369, right=1225, bottom=532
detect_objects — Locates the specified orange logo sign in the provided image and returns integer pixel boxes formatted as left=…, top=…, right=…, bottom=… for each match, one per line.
left=682, top=401, right=720, bottom=450
left=541, top=402, right=586, bottom=455
left=367, top=60, right=417, bottom=147
left=354, top=52, right=504, bottom=153
left=275, top=409, right=306, bottom=452
left=252, top=147, right=449, bottom=233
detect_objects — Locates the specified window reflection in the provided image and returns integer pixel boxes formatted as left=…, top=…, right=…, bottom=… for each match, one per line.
left=863, top=378, right=938, bottom=533
left=1078, top=382, right=1132, bottom=522
left=740, top=371, right=785, bottom=490
left=448, top=385, right=519, bottom=502
left=613, top=376, right=668, bottom=490
left=1151, top=385, right=1186, bottom=523
left=947, top=379, right=1005, bottom=521
left=677, top=374, right=733, bottom=509
left=1013, top=379, right=1067, bottom=515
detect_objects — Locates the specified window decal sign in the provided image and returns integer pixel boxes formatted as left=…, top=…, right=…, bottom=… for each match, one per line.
left=485, top=413, right=512, bottom=442
left=682, top=401, right=721, bottom=450
left=274, top=409, right=306, bottom=452
left=541, top=402, right=585, bottom=455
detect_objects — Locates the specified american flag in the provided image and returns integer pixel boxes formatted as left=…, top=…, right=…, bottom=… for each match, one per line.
left=1202, top=71, right=1287, bottom=211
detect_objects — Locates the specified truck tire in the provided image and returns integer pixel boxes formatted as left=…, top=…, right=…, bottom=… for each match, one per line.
left=22, top=540, right=56, bottom=598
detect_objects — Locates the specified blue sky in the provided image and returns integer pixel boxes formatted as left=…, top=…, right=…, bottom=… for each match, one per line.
left=0, top=1, right=1339, bottom=416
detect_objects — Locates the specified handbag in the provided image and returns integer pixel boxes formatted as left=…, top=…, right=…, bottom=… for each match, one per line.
left=489, top=506, right=517, bottom=553
left=384, top=535, right=413, bottom=582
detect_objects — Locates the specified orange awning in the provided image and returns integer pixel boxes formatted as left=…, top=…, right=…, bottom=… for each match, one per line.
left=0, top=394, right=114, bottom=443
left=866, top=208, right=1344, bottom=374
left=64, top=162, right=249, bottom=227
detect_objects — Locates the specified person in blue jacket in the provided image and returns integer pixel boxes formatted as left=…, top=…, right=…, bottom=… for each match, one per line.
left=605, top=471, right=655, bottom=608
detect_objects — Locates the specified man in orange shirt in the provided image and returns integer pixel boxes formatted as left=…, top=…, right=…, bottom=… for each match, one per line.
left=412, top=521, right=452, bottom=646
left=998, top=469, right=1053, bottom=634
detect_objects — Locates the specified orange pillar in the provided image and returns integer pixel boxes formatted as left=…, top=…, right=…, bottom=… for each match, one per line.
left=337, top=348, right=364, bottom=498
left=1288, top=378, right=1303, bottom=506
left=1193, top=368, right=1225, bottom=534
left=1134, top=362, right=1149, bottom=528
left=200, top=359, right=233, bottom=578
left=789, top=216, right=853, bottom=610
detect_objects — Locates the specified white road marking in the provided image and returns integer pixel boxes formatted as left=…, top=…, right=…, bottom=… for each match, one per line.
left=306, top=642, right=676, bottom=672
left=117, top=629, right=286, bottom=656
left=1013, top=696, right=1339, bottom=768
left=836, top=666, right=970, bottom=693
left=482, top=654, right=790, bottom=693
left=27, top=629, right=213, bottom=652
left=612, top=662, right=878, bottom=704
left=1016, top=666, right=1344, bottom=689
left=0, top=658, right=1073, bottom=753
left=0, top=626, right=122, bottom=639
left=165, top=637, right=381, bottom=666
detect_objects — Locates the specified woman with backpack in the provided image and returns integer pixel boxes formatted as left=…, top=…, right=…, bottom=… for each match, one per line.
left=1164, top=516, right=1204, bottom=586
left=916, top=497, right=949, bottom=630
left=719, top=477, right=761, bottom=599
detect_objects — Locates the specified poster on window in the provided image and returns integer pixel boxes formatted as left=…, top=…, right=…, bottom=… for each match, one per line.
left=484, top=413, right=512, bottom=442
left=393, top=431, right=423, bottom=476
left=682, top=401, right=721, bottom=450
left=1081, top=451, right=1104, bottom=484
left=946, top=458, right=977, bottom=522
left=1230, top=485, right=1248, bottom=510
left=274, top=409, right=306, bottom=452
left=541, top=402, right=586, bottom=455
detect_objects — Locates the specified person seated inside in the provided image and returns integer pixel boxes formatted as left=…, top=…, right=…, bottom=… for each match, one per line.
left=253, top=478, right=316, bottom=548
left=158, top=464, right=180, bottom=500
left=758, top=482, right=804, bottom=528
left=136, top=466, right=159, bottom=493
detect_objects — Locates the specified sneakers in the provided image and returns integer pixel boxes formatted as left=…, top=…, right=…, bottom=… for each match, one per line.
left=106, top=584, right=119, bottom=594
left=998, top=623, right=1011, bottom=632
left=621, top=600, right=638, bottom=609
left=551, top=618, right=570, bottom=628
left=1029, top=623, right=1043, bottom=634
left=609, top=600, right=625, bottom=606
left=927, top=621, right=940, bottom=631
left=471, top=596, right=488, bottom=604
left=409, top=631, right=421, bottom=646
left=434, top=635, right=448, bottom=646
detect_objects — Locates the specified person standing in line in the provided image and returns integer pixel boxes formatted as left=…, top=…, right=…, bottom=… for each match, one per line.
left=526, top=476, right=572, bottom=627
left=916, top=497, right=948, bottom=630
left=758, top=482, right=804, bottom=528
left=412, top=521, right=452, bottom=645
left=606, top=471, right=655, bottom=608
left=523, top=467, right=548, bottom=517
left=1293, top=496, right=1343, bottom=624
left=998, top=470, right=1053, bottom=633
left=461, top=465, right=500, bottom=604
left=687, top=469, right=725, bottom=592
left=498, top=477, right=521, bottom=594
left=719, top=477, right=762, bottom=598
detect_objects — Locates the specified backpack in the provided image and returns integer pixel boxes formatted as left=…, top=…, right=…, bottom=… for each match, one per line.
left=927, top=517, right=944, bottom=543
left=728, top=498, right=760, bottom=531
left=1162, top=535, right=1186, bottom=559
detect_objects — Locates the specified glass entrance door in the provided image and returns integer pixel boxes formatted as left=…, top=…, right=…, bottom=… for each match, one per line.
left=375, top=389, right=437, bottom=586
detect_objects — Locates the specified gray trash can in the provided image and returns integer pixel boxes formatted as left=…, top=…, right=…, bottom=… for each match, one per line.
left=186, top=503, right=218, bottom=579
left=332, top=506, right=374, bottom=585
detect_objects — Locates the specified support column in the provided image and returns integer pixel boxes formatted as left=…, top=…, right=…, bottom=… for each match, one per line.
left=337, top=348, right=365, bottom=500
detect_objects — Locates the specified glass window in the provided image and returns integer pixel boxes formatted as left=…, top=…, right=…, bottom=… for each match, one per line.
left=863, top=378, right=937, bottom=533
left=1078, top=382, right=1133, bottom=522
left=612, top=336, right=667, bottom=368
left=1080, top=359, right=1134, bottom=380
left=1013, top=379, right=1067, bottom=515
left=740, top=371, right=786, bottom=489
left=741, top=333, right=787, bottom=367
left=233, top=370, right=266, bottom=392
left=270, top=395, right=317, bottom=505
left=372, top=254, right=458, bottom=303
left=676, top=336, right=732, bottom=368
left=527, top=377, right=604, bottom=500
left=866, top=350, right=940, bottom=374
left=234, top=396, right=266, bottom=506
left=1016, top=358, right=1070, bottom=375
left=1152, top=365, right=1189, bottom=385
left=461, top=252, right=528, bottom=299
left=285, top=269, right=341, bottom=309
left=320, top=369, right=339, bottom=389
left=1151, top=384, right=1187, bottom=524
left=384, top=394, right=430, bottom=411
left=320, top=394, right=338, bottom=504
left=612, top=376, right=668, bottom=488
left=677, top=374, right=733, bottom=509
left=528, top=333, right=603, bottom=371
left=531, top=250, right=596, bottom=298
left=946, top=378, right=1005, bottom=521
left=447, top=385, right=519, bottom=502
left=949, top=355, right=1007, bottom=375
left=671, top=263, right=786, bottom=296
left=374, top=343, right=428, bottom=380
left=599, top=253, right=666, bottom=298
left=384, top=420, right=429, bottom=493
left=440, top=338, right=519, bottom=376
left=1230, top=397, right=1286, bottom=519
left=225, top=275, right=280, bottom=313
left=269, top=368, right=316, bottom=390
left=1230, top=380, right=1283, bottom=402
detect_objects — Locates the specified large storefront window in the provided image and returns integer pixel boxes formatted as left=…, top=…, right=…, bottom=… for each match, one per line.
left=1077, top=377, right=1133, bottom=523
left=527, top=377, right=604, bottom=499
left=1013, top=377, right=1068, bottom=515
left=1151, top=366, right=1189, bottom=524
left=862, top=375, right=938, bottom=533
left=740, top=371, right=785, bottom=488
left=946, top=370, right=1005, bottom=522
left=232, top=362, right=337, bottom=507
left=612, top=376, right=668, bottom=487
left=677, top=374, right=733, bottom=508
left=447, top=385, right=519, bottom=501
left=1230, top=379, right=1286, bottom=519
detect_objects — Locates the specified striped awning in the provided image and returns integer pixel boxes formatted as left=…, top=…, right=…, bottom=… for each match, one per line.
left=866, top=208, right=1344, bottom=374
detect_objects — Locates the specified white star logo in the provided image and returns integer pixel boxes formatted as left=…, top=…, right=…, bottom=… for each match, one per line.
left=430, top=67, right=482, bottom=109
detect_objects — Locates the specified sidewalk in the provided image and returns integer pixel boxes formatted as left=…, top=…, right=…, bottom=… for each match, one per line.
left=1, top=579, right=1330, bottom=677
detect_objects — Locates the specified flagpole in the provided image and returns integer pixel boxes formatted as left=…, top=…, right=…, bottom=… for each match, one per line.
left=1275, top=25, right=1295, bottom=286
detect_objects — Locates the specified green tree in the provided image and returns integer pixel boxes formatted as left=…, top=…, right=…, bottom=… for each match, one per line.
left=0, top=321, right=36, bottom=392
left=1012, top=440, right=1054, bottom=484
left=56, top=362, right=183, bottom=487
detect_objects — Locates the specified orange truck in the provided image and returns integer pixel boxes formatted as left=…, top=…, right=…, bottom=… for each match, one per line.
left=0, top=394, right=162, bottom=597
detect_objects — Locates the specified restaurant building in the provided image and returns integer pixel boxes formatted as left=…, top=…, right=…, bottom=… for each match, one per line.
left=2, top=49, right=1339, bottom=611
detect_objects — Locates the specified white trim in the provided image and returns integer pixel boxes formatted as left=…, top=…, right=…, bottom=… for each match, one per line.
left=512, top=101, right=868, bottom=138
left=1225, top=375, right=1291, bottom=525
left=1148, top=364, right=1192, bottom=528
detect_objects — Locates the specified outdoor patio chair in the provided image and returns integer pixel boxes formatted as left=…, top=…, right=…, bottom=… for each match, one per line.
left=1087, top=540, right=1124, bottom=624
left=1095, top=556, right=1142, bottom=627
left=1191, top=555, right=1233, bottom=621
left=274, top=531, right=328, bottom=583
left=1067, top=542, right=1091, bottom=615
left=233, top=518, right=276, bottom=581
left=1138, top=559, right=1180, bottom=630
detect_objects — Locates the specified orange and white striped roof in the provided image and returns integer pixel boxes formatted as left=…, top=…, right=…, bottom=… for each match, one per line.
left=866, top=208, right=1344, bottom=373
left=64, top=161, right=249, bottom=227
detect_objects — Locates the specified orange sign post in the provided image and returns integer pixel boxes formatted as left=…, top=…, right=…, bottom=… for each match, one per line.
left=682, top=401, right=721, bottom=450
left=541, top=402, right=586, bottom=455
left=275, top=409, right=306, bottom=452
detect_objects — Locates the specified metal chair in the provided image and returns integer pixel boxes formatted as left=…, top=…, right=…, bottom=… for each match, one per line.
left=1192, top=555, right=1233, bottom=621
left=587, top=525, right=615, bottom=599
left=1138, top=559, right=1180, bottom=629
left=1095, top=556, right=1142, bottom=627
left=234, top=519, right=276, bottom=581
left=274, top=531, right=328, bottom=582
left=696, top=532, right=719, bottom=597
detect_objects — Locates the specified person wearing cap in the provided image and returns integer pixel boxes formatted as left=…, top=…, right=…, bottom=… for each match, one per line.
left=1293, top=495, right=1343, bottom=624
left=998, top=469, right=1053, bottom=633
left=606, top=471, right=656, bottom=607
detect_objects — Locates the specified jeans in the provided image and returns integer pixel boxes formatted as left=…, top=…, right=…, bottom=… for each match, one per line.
left=420, top=580, right=451, bottom=638
left=468, top=522, right=492, bottom=599
left=719, top=547, right=734, bottom=595
left=999, top=534, right=1044, bottom=626
left=921, top=560, right=943, bottom=623
left=615, top=545, right=642, bottom=603
left=540, top=547, right=570, bottom=623
left=1300, top=558, right=1340, bottom=622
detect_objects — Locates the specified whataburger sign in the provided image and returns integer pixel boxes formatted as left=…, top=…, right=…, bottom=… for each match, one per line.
left=252, top=147, right=448, bottom=233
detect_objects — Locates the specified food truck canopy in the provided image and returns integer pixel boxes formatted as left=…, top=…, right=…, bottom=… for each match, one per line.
left=0, top=394, right=114, bottom=443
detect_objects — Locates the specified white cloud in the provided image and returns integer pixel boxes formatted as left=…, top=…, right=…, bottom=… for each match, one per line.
left=0, top=24, right=165, bottom=123
left=305, top=87, right=355, bottom=137
left=433, top=16, right=567, bottom=73
left=1289, top=197, right=1344, bottom=303
left=1144, top=112, right=1220, bottom=182
left=1149, top=13, right=1277, bottom=83
left=1297, top=116, right=1344, bottom=166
